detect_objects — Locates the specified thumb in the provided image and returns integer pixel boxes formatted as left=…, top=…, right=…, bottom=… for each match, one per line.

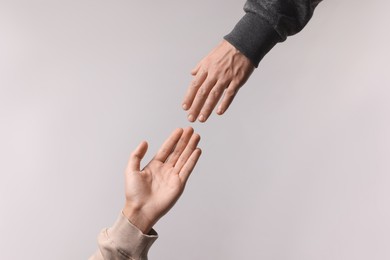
left=128, top=141, right=148, bottom=172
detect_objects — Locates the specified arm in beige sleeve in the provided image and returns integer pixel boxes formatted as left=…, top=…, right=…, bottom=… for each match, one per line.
left=89, top=213, right=158, bottom=260
left=90, top=127, right=202, bottom=259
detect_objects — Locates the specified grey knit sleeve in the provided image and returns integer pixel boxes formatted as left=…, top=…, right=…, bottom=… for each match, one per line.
left=224, top=0, right=322, bottom=67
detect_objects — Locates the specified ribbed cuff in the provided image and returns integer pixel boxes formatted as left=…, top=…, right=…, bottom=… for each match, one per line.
left=107, top=213, right=158, bottom=259
left=224, top=12, right=282, bottom=67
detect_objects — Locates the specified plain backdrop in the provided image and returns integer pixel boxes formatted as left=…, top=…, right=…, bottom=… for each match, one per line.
left=1, top=0, right=390, bottom=259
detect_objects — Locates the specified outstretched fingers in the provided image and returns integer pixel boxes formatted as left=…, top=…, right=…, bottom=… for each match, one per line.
left=186, top=78, right=217, bottom=122
left=179, top=148, right=202, bottom=183
left=182, top=70, right=207, bottom=111
left=154, top=128, right=184, bottom=163
left=128, top=141, right=148, bottom=172
left=197, top=80, right=227, bottom=122
left=174, top=132, right=200, bottom=171
left=217, top=82, right=239, bottom=115
left=165, top=127, right=194, bottom=166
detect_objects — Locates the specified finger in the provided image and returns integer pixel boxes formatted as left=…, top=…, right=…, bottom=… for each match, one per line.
left=179, top=148, right=202, bottom=183
left=174, top=133, right=201, bottom=172
left=191, top=62, right=201, bottom=75
left=182, top=70, right=207, bottom=111
left=216, top=82, right=240, bottom=115
left=165, top=127, right=194, bottom=166
left=187, top=77, right=217, bottom=122
left=197, top=81, right=227, bottom=122
left=153, top=128, right=184, bottom=162
left=128, top=141, right=148, bottom=172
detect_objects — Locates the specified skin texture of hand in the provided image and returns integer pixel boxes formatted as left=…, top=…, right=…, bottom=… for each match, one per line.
left=182, top=40, right=255, bottom=123
left=122, top=127, right=201, bottom=234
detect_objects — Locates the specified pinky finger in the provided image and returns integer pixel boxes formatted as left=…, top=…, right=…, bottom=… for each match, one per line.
left=179, top=148, right=202, bottom=184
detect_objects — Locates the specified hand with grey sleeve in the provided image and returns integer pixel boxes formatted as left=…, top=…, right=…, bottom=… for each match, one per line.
left=182, top=0, right=323, bottom=123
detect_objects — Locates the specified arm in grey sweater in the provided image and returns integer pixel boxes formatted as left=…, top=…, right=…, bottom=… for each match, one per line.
left=182, top=0, right=322, bottom=122
left=225, top=0, right=322, bottom=67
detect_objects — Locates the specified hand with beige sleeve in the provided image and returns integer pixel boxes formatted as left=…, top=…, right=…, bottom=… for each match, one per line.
left=90, top=127, right=202, bottom=260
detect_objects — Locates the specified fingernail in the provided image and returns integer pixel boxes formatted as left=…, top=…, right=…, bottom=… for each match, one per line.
left=198, top=114, right=205, bottom=122
left=217, top=107, right=223, bottom=114
left=188, top=114, right=195, bottom=122
left=182, top=104, right=188, bottom=110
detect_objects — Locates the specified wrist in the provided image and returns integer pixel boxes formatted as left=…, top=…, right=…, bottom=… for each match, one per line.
left=122, top=205, right=155, bottom=234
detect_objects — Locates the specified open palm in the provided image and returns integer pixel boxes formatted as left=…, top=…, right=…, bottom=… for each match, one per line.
left=123, top=127, right=201, bottom=233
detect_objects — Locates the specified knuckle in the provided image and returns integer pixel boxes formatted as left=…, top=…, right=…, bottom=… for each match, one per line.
left=211, top=90, right=220, bottom=98
left=207, top=76, right=217, bottom=84
left=197, top=88, right=207, bottom=98
left=230, top=79, right=241, bottom=86
left=225, top=89, right=236, bottom=98
left=160, top=148, right=169, bottom=155
left=219, top=79, right=230, bottom=86
left=223, top=69, right=233, bottom=78
left=191, top=80, right=198, bottom=87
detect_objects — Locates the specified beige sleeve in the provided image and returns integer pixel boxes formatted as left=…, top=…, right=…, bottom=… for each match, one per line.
left=89, top=213, right=158, bottom=260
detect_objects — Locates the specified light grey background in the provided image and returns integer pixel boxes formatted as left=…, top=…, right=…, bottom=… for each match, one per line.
left=1, top=0, right=390, bottom=259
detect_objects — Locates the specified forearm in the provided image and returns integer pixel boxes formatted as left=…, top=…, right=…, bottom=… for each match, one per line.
left=90, top=213, right=158, bottom=260
left=224, top=0, right=322, bottom=67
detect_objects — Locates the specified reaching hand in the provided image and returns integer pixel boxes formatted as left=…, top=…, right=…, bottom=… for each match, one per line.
left=182, top=40, right=254, bottom=123
left=122, top=127, right=201, bottom=234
